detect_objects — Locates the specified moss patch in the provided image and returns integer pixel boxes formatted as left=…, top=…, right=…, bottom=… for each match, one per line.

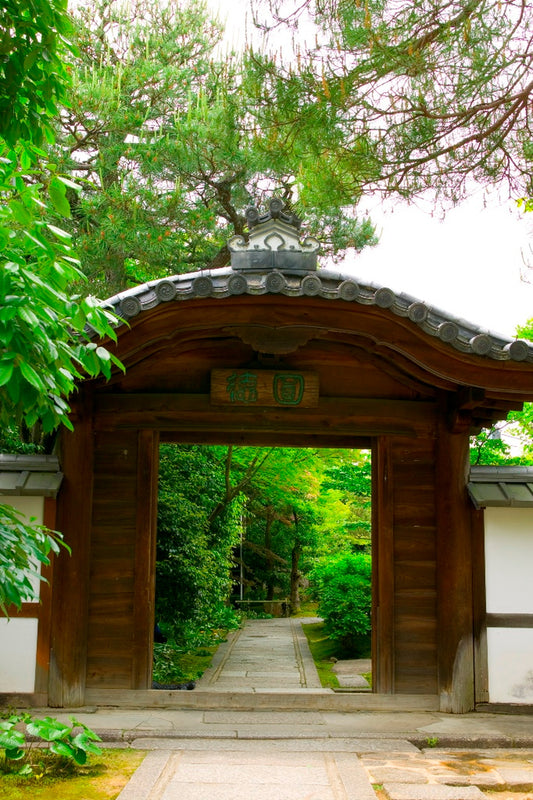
left=0, top=748, right=146, bottom=800
left=301, top=621, right=341, bottom=689
left=291, top=601, right=320, bottom=618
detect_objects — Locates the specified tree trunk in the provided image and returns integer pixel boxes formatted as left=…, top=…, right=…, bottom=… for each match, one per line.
left=264, top=512, right=275, bottom=602
left=290, top=542, right=302, bottom=615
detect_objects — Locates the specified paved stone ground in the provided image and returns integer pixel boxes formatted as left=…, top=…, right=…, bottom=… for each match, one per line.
left=197, top=617, right=323, bottom=691
left=116, top=741, right=533, bottom=800
left=360, top=748, right=533, bottom=800
left=333, top=658, right=372, bottom=689
left=42, top=618, right=533, bottom=800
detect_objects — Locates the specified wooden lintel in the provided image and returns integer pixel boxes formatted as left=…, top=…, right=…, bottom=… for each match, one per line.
left=486, top=613, right=533, bottom=629
left=161, top=431, right=372, bottom=448
left=94, top=394, right=438, bottom=438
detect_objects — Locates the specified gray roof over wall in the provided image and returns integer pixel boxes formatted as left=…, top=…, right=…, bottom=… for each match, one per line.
left=468, top=466, right=533, bottom=508
left=0, top=454, right=63, bottom=498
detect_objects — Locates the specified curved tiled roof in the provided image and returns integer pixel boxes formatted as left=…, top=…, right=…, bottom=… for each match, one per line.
left=102, top=265, right=533, bottom=363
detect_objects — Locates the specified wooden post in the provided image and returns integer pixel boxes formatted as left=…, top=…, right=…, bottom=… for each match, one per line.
left=436, top=423, right=475, bottom=712
left=372, top=437, right=395, bottom=693
left=34, top=497, right=56, bottom=695
left=132, top=430, right=159, bottom=688
left=472, top=507, right=489, bottom=704
left=48, top=393, right=94, bottom=707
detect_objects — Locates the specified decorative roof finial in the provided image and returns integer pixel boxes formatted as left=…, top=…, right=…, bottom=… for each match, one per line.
left=245, top=198, right=302, bottom=230
left=229, top=199, right=319, bottom=273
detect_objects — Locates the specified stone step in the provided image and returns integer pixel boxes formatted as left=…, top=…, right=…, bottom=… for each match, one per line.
left=84, top=688, right=439, bottom=712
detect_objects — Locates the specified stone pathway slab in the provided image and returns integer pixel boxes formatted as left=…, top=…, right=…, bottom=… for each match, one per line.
left=382, top=785, right=486, bottom=799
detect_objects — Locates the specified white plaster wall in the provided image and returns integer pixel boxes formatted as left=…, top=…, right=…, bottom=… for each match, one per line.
left=7, top=495, right=45, bottom=526
left=0, top=618, right=38, bottom=692
left=0, top=496, right=44, bottom=693
left=485, top=508, right=533, bottom=613
left=485, top=507, right=533, bottom=703
left=487, top=628, right=533, bottom=703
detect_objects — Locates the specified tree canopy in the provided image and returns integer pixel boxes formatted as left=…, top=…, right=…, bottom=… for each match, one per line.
left=248, top=0, right=533, bottom=205
left=50, top=0, right=376, bottom=296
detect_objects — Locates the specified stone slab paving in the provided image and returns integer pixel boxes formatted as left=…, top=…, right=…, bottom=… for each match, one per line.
left=45, top=619, right=533, bottom=800
left=130, top=737, right=417, bottom=752
left=118, top=742, right=533, bottom=800
left=333, top=659, right=372, bottom=689
left=380, top=786, right=486, bottom=799
left=360, top=747, right=533, bottom=799
left=118, top=747, right=378, bottom=800
left=197, top=617, right=322, bottom=692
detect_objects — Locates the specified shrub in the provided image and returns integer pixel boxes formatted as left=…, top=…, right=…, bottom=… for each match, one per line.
left=311, top=552, right=371, bottom=657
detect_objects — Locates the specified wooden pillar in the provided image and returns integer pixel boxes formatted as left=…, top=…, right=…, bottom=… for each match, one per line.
left=436, top=423, right=475, bottom=712
left=34, top=498, right=57, bottom=695
left=132, top=430, right=159, bottom=688
left=49, top=393, right=94, bottom=707
left=372, top=437, right=395, bottom=693
left=472, top=506, right=489, bottom=704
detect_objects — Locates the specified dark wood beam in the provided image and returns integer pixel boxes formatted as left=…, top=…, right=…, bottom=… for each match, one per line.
left=161, top=431, right=372, bottom=448
left=486, top=614, right=533, bottom=628
left=94, top=394, right=438, bottom=438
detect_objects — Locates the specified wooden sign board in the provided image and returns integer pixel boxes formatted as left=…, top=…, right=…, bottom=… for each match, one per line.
left=211, top=369, right=319, bottom=408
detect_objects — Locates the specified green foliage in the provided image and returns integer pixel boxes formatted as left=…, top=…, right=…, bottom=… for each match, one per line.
left=0, top=505, right=67, bottom=613
left=49, top=0, right=376, bottom=295
left=0, top=0, right=124, bottom=616
left=0, top=714, right=101, bottom=776
left=0, top=0, right=76, bottom=146
left=318, top=452, right=372, bottom=551
left=517, top=198, right=533, bottom=213
left=479, top=318, right=533, bottom=461
left=250, top=0, right=533, bottom=203
left=469, top=428, right=533, bottom=466
left=311, top=552, right=372, bottom=656
left=0, top=143, right=123, bottom=435
left=152, top=627, right=229, bottom=684
left=156, top=444, right=242, bottom=638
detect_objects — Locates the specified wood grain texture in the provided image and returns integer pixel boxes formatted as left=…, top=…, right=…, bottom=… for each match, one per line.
left=436, top=424, right=474, bottom=713
left=86, top=431, right=139, bottom=690
left=49, top=393, right=94, bottom=707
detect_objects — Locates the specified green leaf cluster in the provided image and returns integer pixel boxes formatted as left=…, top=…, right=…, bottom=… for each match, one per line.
left=310, top=552, right=372, bottom=656
left=0, top=0, right=76, bottom=146
left=156, top=444, right=242, bottom=637
left=0, top=505, right=67, bottom=612
left=0, top=143, right=123, bottom=434
left=0, top=713, right=101, bottom=776
left=0, top=0, right=126, bottom=615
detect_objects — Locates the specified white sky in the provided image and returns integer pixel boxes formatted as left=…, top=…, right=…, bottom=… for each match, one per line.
left=349, top=195, right=533, bottom=338
left=209, top=0, right=533, bottom=338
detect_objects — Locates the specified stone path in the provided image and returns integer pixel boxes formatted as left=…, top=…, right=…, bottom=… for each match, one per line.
left=45, top=618, right=533, bottom=800
left=197, top=617, right=323, bottom=691
left=360, top=748, right=533, bottom=799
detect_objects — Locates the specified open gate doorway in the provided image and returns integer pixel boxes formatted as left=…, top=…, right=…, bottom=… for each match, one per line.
left=48, top=203, right=533, bottom=712
left=153, top=441, right=374, bottom=691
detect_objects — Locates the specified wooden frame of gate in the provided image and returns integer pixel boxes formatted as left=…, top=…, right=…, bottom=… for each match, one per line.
left=45, top=207, right=533, bottom=712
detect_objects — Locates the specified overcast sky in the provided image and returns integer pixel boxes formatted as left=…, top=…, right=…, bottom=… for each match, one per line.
left=209, top=0, right=533, bottom=338
left=347, top=195, right=533, bottom=338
